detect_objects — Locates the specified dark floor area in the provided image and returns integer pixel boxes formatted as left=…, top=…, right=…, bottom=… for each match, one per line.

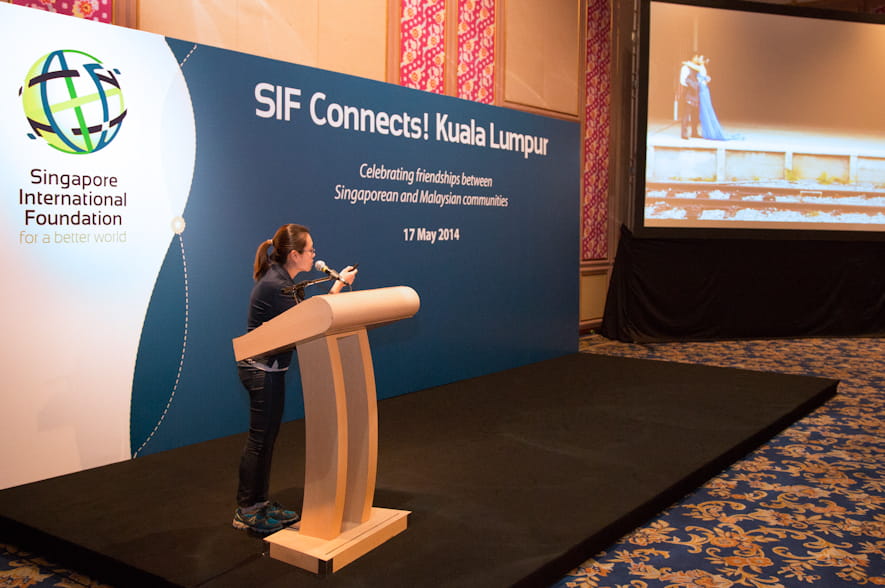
left=0, top=353, right=836, bottom=587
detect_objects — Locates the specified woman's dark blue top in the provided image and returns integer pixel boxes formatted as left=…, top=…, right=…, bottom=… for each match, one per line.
left=244, top=263, right=301, bottom=370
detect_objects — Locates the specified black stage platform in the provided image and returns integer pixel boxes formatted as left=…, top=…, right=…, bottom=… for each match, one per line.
left=0, top=354, right=837, bottom=587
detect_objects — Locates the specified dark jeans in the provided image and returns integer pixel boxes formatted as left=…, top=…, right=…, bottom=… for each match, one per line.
left=236, top=365, right=286, bottom=507
left=680, top=100, right=699, bottom=139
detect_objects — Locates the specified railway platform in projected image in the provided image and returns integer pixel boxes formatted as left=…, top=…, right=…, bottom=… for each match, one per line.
left=643, top=124, right=885, bottom=230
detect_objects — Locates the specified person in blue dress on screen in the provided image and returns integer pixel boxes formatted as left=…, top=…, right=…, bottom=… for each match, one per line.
left=233, top=223, right=357, bottom=535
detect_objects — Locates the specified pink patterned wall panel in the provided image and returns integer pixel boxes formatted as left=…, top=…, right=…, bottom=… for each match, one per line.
left=582, top=0, right=611, bottom=261
left=12, top=0, right=113, bottom=22
left=400, top=0, right=447, bottom=93
left=456, top=0, right=495, bottom=103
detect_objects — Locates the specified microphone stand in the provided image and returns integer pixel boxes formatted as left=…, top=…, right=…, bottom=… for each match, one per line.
left=281, top=276, right=333, bottom=300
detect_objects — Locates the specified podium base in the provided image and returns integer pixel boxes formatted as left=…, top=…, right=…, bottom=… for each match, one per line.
left=264, top=507, right=410, bottom=574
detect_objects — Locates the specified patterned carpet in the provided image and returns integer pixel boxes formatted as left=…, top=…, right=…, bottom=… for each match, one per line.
left=0, top=542, right=110, bottom=588
left=1, top=336, right=882, bottom=587
left=555, top=336, right=885, bottom=588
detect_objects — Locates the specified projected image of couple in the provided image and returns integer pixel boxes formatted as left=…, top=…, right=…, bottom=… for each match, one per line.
left=677, top=53, right=740, bottom=141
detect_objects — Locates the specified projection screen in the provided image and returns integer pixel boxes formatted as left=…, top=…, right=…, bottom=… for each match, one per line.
left=637, top=0, right=885, bottom=237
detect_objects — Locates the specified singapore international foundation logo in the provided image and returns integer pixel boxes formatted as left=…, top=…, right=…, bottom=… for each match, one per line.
left=20, top=49, right=127, bottom=154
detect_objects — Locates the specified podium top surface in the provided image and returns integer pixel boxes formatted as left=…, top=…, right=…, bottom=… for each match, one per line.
left=232, top=286, right=420, bottom=362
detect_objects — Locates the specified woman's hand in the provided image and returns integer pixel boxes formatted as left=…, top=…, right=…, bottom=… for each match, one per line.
left=329, top=265, right=358, bottom=294
left=339, top=265, right=358, bottom=285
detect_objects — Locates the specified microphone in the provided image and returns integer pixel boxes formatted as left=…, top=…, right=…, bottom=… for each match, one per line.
left=315, top=260, right=348, bottom=284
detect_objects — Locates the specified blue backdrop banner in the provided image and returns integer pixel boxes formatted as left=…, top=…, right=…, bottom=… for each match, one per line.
left=0, top=3, right=580, bottom=487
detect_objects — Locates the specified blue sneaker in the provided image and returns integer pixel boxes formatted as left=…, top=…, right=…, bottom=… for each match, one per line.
left=232, top=505, right=283, bottom=534
left=266, top=501, right=300, bottom=526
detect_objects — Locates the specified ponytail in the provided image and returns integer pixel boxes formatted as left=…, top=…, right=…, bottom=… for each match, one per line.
left=252, top=240, right=273, bottom=281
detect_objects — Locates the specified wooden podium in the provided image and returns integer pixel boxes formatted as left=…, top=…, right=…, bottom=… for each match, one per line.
left=232, top=286, right=420, bottom=574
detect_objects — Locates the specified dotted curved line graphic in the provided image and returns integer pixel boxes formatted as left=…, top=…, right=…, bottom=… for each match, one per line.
left=179, top=44, right=198, bottom=67
left=133, top=234, right=189, bottom=457
left=132, top=46, right=197, bottom=457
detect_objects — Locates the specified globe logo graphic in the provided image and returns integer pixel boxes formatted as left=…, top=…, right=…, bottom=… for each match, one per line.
left=20, top=49, right=126, bottom=154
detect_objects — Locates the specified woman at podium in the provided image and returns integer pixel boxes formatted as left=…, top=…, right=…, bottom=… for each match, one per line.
left=233, top=223, right=357, bottom=535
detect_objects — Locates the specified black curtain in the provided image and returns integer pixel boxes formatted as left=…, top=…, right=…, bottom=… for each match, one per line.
left=601, top=226, right=885, bottom=342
